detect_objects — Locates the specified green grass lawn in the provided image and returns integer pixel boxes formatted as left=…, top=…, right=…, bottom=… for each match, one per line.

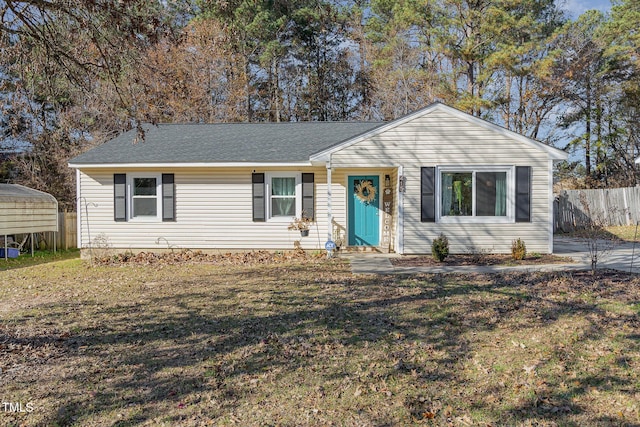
left=0, top=257, right=638, bottom=426
left=0, top=249, right=79, bottom=271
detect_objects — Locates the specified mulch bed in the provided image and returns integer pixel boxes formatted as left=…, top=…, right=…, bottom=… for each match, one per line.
left=391, top=253, right=574, bottom=267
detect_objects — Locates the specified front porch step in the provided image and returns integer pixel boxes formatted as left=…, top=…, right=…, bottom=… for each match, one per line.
left=340, top=246, right=391, bottom=254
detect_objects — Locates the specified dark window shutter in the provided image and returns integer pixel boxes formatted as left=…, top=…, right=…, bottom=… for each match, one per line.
left=162, top=174, right=175, bottom=222
left=302, top=173, right=314, bottom=220
left=252, top=173, right=265, bottom=222
left=114, top=174, right=127, bottom=222
left=421, top=167, right=436, bottom=222
left=516, top=166, right=531, bottom=222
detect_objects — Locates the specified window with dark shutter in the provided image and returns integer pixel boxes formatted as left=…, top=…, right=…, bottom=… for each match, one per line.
left=114, top=173, right=127, bottom=222
left=252, top=173, right=265, bottom=222
left=421, top=167, right=436, bottom=222
left=162, top=174, right=175, bottom=222
left=515, top=166, right=531, bottom=222
left=301, top=173, right=314, bottom=220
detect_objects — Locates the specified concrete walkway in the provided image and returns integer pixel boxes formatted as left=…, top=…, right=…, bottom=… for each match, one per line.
left=346, top=236, right=640, bottom=275
left=554, top=235, right=640, bottom=273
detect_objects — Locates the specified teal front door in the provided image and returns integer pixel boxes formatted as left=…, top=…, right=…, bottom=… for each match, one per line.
left=348, top=176, right=380, bottom=246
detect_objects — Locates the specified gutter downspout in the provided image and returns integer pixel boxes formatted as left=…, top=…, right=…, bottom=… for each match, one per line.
left=76, top=169, right=82, bottom=250
left=397, top=165, right=404, bottom=254
left=326, top=161, right=332, bottom=246
left=549, top=159, right=554, bottom=254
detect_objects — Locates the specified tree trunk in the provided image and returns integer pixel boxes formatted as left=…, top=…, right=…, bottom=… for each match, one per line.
left=585, top=77, right=592, bottom=177
left=244, top=57, right=252, bottom=122
left=595, top=96, right=606, bottom=185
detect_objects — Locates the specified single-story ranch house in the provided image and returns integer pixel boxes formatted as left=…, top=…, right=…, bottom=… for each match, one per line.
left=69, top=103, right=568, bottom=255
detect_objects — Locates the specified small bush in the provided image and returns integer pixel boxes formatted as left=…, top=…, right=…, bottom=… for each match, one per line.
left=432, top=233, right=449, bottom=262
left=467, top=246, right=490, bottom=264
left=511, top=238, right=527, bottom=261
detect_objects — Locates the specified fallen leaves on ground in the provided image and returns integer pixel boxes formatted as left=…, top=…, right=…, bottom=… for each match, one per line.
left=0, top=261, right=638, bottom=426
left=391, top=253, right=574, bottom=267
left=94, top=248, right=326, bottom=266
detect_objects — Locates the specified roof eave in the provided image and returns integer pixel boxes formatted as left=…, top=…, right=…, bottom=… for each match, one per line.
left=68, top=161, right=314, bottom=169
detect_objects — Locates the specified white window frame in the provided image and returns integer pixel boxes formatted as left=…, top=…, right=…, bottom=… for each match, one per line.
left=436, top=165, right=515, bottom=224
left=127, top=173, right=162, bottom=222
left=265, top=172, right=302, bottom=222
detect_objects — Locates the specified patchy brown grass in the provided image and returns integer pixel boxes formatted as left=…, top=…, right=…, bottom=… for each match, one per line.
left=604, top=225, right=640, bottom=242
left=0, top=258, right=639, bottom=426
left=391, top=253, right=573, bottom=267
left=558, top=225, right=640, bottom=242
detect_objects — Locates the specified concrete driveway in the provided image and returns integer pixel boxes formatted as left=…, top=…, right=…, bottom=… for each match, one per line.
left=553, top=235, right=640, bottom=273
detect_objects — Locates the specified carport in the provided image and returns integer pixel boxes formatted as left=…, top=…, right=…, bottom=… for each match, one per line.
left=0, top=184, right=58, bottom=259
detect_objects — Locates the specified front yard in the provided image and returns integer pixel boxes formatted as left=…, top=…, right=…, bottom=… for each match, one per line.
left=0, top=256, right=639, bottom=426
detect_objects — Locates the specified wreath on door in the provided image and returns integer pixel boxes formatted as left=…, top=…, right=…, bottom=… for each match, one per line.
left=355, top=180, right=377, bottom=205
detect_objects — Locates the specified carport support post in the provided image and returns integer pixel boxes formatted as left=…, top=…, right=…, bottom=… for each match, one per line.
left=30, top=233, right=34, bottom=257
left=3, top=234, right=6, bottom=260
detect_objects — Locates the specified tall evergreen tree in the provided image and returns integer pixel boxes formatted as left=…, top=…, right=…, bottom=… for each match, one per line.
left=550, top=11, right=611, bottom=180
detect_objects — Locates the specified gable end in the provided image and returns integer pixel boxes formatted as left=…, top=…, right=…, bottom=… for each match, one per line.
left=310, top=103, right=568, bottom=162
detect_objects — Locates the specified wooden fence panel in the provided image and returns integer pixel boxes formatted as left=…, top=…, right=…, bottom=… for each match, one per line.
left=40, top=212, right=77, bottom=250
left=555, top=187, right=640, bottom=232
left=58, top=212, right=77, bottom=250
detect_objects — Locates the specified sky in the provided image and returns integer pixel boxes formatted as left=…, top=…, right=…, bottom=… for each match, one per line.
left=559, top=0, right=613, bottom=18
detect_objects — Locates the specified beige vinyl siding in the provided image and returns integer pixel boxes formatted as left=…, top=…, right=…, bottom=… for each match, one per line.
left=77, top=107, right=559, bottom=254
left=78, top=167, right=341, bottom=251
left=330, top=110, right=554, bottom=253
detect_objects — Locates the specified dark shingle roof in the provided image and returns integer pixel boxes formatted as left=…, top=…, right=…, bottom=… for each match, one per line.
left=69, top=122, right=383, bottom=165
